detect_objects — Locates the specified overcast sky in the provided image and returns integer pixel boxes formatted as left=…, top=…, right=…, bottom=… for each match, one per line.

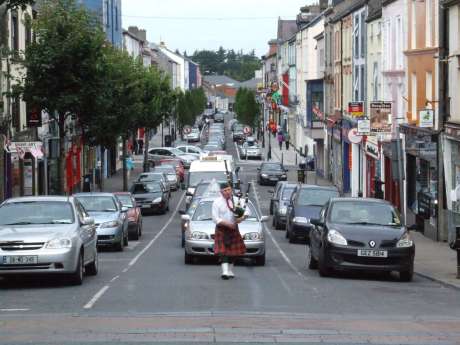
left=121, top=0, right=311, bottom=57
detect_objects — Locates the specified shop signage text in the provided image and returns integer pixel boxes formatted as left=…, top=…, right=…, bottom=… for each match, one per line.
left=370, top=102, right=392, bottom=133
left=358, top=119, right=370, bottom=135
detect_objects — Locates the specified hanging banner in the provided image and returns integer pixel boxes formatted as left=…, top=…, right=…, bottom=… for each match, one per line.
left=419, top=109, right=434, bottom=128
left=370, top=102, right=392, bottom=133
left=27, top=108, right=42, bottom=127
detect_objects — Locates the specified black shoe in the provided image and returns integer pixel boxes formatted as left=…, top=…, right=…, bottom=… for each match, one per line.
left=221, top=274, right=229, bottom=280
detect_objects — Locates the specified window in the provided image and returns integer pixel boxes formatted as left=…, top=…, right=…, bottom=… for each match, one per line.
left=395, top=16, right=403, bottom=69
left=115, top=6, right=119, bottom=31
left=373, top=62, right=379, bottom=101
left=24, top=13, right=32, bottom=47
left=11, top=10, right=19, bottom=52
left=105, top=0, right=110, bottom=27
left=426, top=72, right=432, bottom=108
left=411, top=73, right=417, bottom=120
left=353, top=15, right=359, bottom=59
left=360, top=11, right=366, bottom=58
left=12, top=96, right=20, bottom=130
left=426, top=0, right=432, bottom=47
left=411, top=0, right=417, bottom=49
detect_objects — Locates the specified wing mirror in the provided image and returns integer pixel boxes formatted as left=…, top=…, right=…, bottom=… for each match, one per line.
left=260, top=216, right=269, bottom=223
left=82, top=216, right=95, bottom=226
left=310, top=218, right=322, bottom=226
left=121, top=206, right=129, bottom=213
left=181, top=214, right=191, bottom=221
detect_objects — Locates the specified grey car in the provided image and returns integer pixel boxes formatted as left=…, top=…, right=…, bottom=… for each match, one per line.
left=182, top=197, right=268, bottom=265
left=137, top=172, right=170, bottom=194
left=239, top=142, right=262, bottom=160
left=74, top=193, right=129, bottom=251
left=148, top=147, right=196, bottom=168
left=153, top=166, right=179, bottom=191
left=0, top=196, right=98, bottom=285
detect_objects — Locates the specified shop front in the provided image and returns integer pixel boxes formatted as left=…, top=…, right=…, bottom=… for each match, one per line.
left=382, top=141, right=401, bottom=211
left=401, top=124, right=438, bottom=240
left=364, top=136, right=382, bottom=198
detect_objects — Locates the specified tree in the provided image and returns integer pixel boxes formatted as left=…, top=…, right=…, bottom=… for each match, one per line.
left=21, top=0, right=108, bottom=194
left=0, top=0, right=34, bottom=10
left=235, top=87, right=258, bottom=128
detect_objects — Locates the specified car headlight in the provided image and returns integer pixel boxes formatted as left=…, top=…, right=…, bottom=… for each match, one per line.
left=327, top=229, right=348, bottom=246
left=243, top=232, right=263, bottom=240
left=153, top=197, right=162, bottom=204
left=190, top=231, right=209, bottom=240
left=293, top=216, right=310, bottom=224
left=46, top=238, right=72, bottom=249
left=396, top=232, right=413, bottom=248
left=100, top=220, right=121, bottom=228
left=279, top=206, right=287, bottom=215
left=281, top=174, right=287, bottom=178
left=261, top=173, right=268, bottom=178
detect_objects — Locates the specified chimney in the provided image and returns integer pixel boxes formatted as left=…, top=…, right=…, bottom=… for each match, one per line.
left=128, top=26, right=139, bottom=36
left=138, top=29, right=147, bottom=42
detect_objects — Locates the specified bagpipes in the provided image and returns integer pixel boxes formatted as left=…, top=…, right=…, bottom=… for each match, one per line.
left=224, top=160, right=250, bottom=219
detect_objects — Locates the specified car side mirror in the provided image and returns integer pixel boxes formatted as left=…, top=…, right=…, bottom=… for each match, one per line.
left=257, top=168, right=261, bottom=171
left=310, top=218, right=322, bottom=226
left=181, top=215, right=191, bottom=221
left=284, top=168, right=289, bottom=172
left=260, top=216, right=269, bottom=223
left=235, top=166, right=240, bottom=174
left=82, top=216, right=95, bottom=226
left=179, top=210, right=186, bottom=215
left=121, top=206, right=129, bottom=212
left=407, top=224, right=419, bottom=231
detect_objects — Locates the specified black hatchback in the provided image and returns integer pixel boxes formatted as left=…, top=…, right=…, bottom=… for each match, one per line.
left=308, top=198, right=415, bottom=281
left=257, top=162, right=288, bottom=186
left=285, top=185, right=339, bottom=243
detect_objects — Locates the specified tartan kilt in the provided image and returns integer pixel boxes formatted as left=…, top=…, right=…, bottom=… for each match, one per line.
left=214, top=223, right=246, bottom=257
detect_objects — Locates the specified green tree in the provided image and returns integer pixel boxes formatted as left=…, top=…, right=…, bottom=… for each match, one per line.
left=0, top=0, right=33, bottom=10
left=21, top=0, right=108, bottom=194
left=235, top=87, right=258, bottom=128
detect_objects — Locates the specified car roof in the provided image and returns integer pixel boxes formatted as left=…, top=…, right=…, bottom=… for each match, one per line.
left=3, top=196, right=74, bottom=203
left=298, top=184, right=339, bottom=191
left=113, top=192, right=132, bottom=195
left=329, top=197, right=392, bottom=205
left=74, top=192, right=115, bottom=197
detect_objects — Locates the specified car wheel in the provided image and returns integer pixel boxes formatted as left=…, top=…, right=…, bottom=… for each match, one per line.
left=254, top=252, right=266, bottom=266
left=285, top=226, right=289, bottom=238
left=69, top=251, right=84, bottom=285
left=85, top=250, right=99, bottom=276
left=318, top=246, right=331, bottom=277
left=115, top=238, right=124, bottom=252
left=181, top=232, right=185, bottom=248
left=399, top=265, right=414, bottom=282
left=130, top=226, right=139, bottom=241
left=139, top=221, right=142, bottom=237
left=269, top=203, right=273, bottom=215
left=184, top=252, right=193, bottom=264
left=123, top=231, right=129, bottom=246
left=307, top=246, right=318, bottom=270
left=274, top=217, right=282, bottom=230
left=272, top=216, right=275, bottom=227
left=288, top=232, right=295, bottom=244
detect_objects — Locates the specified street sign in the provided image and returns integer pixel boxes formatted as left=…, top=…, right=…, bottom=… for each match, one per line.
left=243, top=126, right=252, bottom=135
left=348, top=102, right=364, bottom=117
left=348, top=128, right=362, bottom=144
left=419, top=109, right=434, bottom=128
left=357, top=119, right=371, bottom=135
left=183, top=126, right=192, bottom=134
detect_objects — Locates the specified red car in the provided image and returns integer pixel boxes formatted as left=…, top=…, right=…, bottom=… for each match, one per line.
left=159, top=159, right=185, bottom=182
left=114, top=192, right=143, bottom=240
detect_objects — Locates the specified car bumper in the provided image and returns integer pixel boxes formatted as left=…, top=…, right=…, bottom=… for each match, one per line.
left=290, top=223, right=313, bottom=240
left=324, top=244, right=415, bottom=272
left=185, top=239, right=265, bottom=257
left=259, top=176, right=287, bottom=185
left=0, top=247, right=81, bottom=275
left=140, top=203, right=166, bottom=213
left=275, top=214, right=287, bottom=225
left=96, top=226, right=124, bottom=246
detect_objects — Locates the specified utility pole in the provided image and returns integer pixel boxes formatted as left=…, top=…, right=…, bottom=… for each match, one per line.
left=395, top=120, right=405, bottom=225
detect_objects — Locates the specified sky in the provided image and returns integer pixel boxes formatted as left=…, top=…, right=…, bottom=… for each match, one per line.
left=121, top=0, right=311, bottom=57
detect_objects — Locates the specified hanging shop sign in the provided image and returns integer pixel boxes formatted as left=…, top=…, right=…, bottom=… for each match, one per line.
left=348, top=102, right=364, bottom=117
left=8, top=142, right=43, bottom=159
left=183, top=126, right=192, bottom=134
left=419, top=109, right=434, bottom=128
left=347, top=128, right=362, bottom=144
left=27, top=107, right=42, bottom=127
left=370, top=102, right=392, bottom=133
left=357, top=118, right=371, bottom=135
left=365, top=140, right=380, bottom=160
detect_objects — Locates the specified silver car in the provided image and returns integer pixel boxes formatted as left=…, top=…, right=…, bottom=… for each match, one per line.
left=148, top=147, right=197, bottom=168
left=182, top=197, right=268, bottom=265
left=0, top=196, right=98, bottom=285
left=74, top=193, right=129, bottom=251
left=184, top=128, right=201, bottom=142
left=153, top=166, right=179, bottom=191
left=239, top=142, right=262, bottom=160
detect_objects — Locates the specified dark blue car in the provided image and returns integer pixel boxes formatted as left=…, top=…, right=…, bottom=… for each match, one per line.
left=286, top=185, right=339, bottom=243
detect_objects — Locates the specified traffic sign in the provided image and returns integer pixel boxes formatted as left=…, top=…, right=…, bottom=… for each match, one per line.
left=183, top=126, right=192, bottom=134
left=243, top=126, right=252, bottom=134
left=348, top=128, right=362, bottom=144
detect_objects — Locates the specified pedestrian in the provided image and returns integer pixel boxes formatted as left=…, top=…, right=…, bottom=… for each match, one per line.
left=284, top=131, right=290, bottom=150
left=277, top=130, right=284, bottom=151
left=212, top=181, right=246, bottom=280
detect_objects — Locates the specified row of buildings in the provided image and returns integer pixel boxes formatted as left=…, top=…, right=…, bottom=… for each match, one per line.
left=0, top=1, right=201, bottom=201
left=260, top=0, right=459, bottom=242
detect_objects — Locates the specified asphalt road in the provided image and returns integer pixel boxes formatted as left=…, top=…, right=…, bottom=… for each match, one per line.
left=1, top=116, right=460, bottom=344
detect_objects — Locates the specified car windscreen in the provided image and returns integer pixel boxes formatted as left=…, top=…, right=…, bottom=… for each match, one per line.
left=132, top=183, right=161, bottom=194
left=281, top=187, right=295, bottom=201
left=169, top=148, right=184, bottom=155
left=189, top=172, right=228, bottom=187
left=116, top=195, right=134, bottom=207
left=154, top=167, right=175, bottom=174
left=329, top=201, right=401, bottom=226
left=192, top=200, right=258, bottom=221
left=297, top=189, right=339, bottom=206
left=262, top=163, right=282, bottom=171
left=138, top=173, right=163, bottom=182
left=0, top=201, right=75, bottom=225
left=77, top=196, right=118, bottom=212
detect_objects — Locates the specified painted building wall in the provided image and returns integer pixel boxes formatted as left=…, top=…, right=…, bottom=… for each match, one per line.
left=447, top=4, right=460, bottom=124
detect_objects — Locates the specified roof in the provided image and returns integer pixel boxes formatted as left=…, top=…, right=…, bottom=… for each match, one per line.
left=4, top=196, right=73, bottom=203
left=74, top=193, right=115, bottom=197
left=299, top=184, right=339, bottom=191
left=203, top=75, right=240, bottom=87
left=330, top=197, right=393, bottom=204
left=239, top=77, right=262, bottom=90
left=277, top=19, right=298, bottom=42
left=329, top=0, right=367, bottom=23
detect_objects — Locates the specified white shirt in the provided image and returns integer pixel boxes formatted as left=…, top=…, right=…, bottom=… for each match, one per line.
left=212, top=195, right=235, bottom=226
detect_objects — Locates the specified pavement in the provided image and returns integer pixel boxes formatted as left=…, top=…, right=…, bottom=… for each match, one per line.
left=103, top=126, right=460, bottom=291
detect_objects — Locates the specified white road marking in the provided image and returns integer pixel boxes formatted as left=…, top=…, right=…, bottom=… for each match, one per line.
left=0, top=308, right=30, bottom=312
left=234, top=141, right=241, bottom=162
left=110, top=275, right=120, bottom=283
left=122, top=268, right=128, bottom=273
left=128, top=192, right=185, bottom=268
left=127, top=241, right=140, bottom=250
left=83, top=285, right=110, bottom=309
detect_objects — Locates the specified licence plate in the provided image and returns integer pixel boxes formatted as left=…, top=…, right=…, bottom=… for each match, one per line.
left=2, top=255, right=38, bottom=265
left=269, top=177, right=278, bottom=181
left=141, top=205, right=151, bottom=209
left=357, top=250, right=388, bottom=258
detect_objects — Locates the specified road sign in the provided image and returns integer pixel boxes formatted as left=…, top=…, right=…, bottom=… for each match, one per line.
left=348, top=128, right=362, bottom=144
left=243, top=126, right=252, bottom=134
left=348, top=102, right=364, bottom=117
left=183, top=126, right=192, bottom=134
left=357, top=119, right=371, bottom=135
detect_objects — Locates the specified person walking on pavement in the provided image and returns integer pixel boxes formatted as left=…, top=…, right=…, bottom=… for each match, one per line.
left=277, top=130, right=284, bottom=151
left=284, top=131, right=290, bottom=150
left=212, top=182, right=246, bottom=280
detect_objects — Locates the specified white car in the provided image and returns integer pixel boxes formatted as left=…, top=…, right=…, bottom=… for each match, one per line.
left=148, top=147, right=197, bottom=168
left=184, top=128, right=201, bottom=142
left=176, top=145, right=203, bottom=158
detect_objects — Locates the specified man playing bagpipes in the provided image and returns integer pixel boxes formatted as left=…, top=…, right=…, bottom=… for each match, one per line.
left=211, top=181, right=247, bottom=280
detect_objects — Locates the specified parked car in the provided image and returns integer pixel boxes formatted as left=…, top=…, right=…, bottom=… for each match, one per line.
left=214, top=112, right=224, bottom=122
left=182, top=197, right=268, bottom=265
left=130, top=181, right=170, bottom=214
left=158, top=158, right=185, bottom=182
left=257, top=162, right=288, bottom=185
left=232, top=126, right=245, bottom=143
left=269, top=182, right=297, bottom=230
left=239, top=142, right=262, bottom=160
left=74, top=193, right=129, bottom=251
left=176, top=145, right=203, bottom=158
left=184, top=128, right=201, bottom=143
left=148, top=147, right=197, bottom=168
left=0, top=196, right=98, bottom=285
left=153, top=165, right=179, bottom=191
left=114, top=192, right=142, bottom=240
left=286, top=185, right=340, bottom=243
left=137, top=172, right=170, bottom=194
left=308, top=198, right=415, bottom=281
